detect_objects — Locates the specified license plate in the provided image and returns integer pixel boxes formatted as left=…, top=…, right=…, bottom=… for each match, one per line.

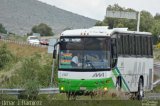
left=80, top=87, right=86, bottom=90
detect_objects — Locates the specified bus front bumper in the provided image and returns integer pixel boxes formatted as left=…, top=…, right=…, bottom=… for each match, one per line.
left=58, top=78, right=114, bottom=93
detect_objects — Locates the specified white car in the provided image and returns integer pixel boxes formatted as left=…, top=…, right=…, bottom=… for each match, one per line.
left=27, top=36, right=40, bottom=45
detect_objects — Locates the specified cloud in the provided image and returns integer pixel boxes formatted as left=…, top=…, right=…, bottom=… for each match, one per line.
left=38, top=0, right=107, bottom=20
left=38, top=0, right=160, bottom=20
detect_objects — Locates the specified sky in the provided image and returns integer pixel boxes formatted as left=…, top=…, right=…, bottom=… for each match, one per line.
left=38, top=0, right=159, bottom=21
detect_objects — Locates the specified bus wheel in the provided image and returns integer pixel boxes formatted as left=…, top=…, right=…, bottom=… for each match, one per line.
left=90, top=92, right=95, bottom=99
left=66, top=92, right=77, bottom=100
left=66, top=92, right=71, bottom=100
left=116, top=76, right=122, bottom=91
left=137, top=78, right=144, bottom=100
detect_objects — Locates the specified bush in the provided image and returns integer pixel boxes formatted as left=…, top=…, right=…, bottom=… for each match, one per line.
left=32, top=23, right=54, bottom=36
left=0, top=44, right=13, bottom=70
left=0, top=23, right=7, bottom=34
left=5, top=54, right=52, bottom=99
left=156, top=42, right=160, bottom=49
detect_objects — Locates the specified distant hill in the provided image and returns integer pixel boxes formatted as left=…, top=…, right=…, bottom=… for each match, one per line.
left=0, top=0, right=97, bottom=35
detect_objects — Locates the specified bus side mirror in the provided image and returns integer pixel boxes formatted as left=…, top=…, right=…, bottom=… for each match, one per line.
left=53, top=41, right=61, bottom=59
left=53, top=50, right=57, bottom=59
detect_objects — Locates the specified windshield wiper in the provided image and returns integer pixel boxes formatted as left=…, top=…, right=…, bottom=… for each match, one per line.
left=85, top=60, right=95, bottom=69
left=84, top=56, right=95, bottom=70
left=88, top=62, right=95, bottom=69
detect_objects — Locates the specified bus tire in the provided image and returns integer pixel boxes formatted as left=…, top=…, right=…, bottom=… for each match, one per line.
left=66, top=92, right=71, bottom=100
left=137, top=78, right=144, bottom=100
left=116, top=76, right=122, bottom=90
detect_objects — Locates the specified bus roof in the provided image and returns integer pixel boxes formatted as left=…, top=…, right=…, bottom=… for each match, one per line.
left=61, top=26, right=152, bottom=37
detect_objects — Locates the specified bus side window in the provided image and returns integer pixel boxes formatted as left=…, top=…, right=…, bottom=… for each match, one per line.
left=138, top=36, right=141, bottom=56
left=117, top=34, right=123, bottom=55
left=147, top=37, right=150, bottom=56
left=122, top=35, right=125, bottom=55
left=136, top=35, right=141, bottom=56
left=111, top=38, right=117, bottom=68
left=124, top=35, right=128, bottom=55
left=144, top=37, right=148, bottom=56
left=135, top=36, right=138, bottom=56
left=150, top=37, right=153, bottom=56
left=148, top=36, right=153, bottom=57
left=117, top=35, right=120, bottom=55
left=111, top=38, right=117, bottom=58
left=129, top=35, right=131, bottom=55
left=133, top=35, right=136, bottom=56
left=138, top=35, right=141, bottom=56
left=140, top=36, right=142, bottom=56
left=124, top=35, right=129, bottom=55
left=131, top=35, right=135, bottom=56
left=142, top=37, right=145, bottom=56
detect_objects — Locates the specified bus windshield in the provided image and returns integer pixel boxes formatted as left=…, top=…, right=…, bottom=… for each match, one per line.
left=59, top=37, right=111, bottom=71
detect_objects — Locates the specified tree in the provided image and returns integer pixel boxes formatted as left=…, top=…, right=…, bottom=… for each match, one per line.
left=140, top=11, right=154, bottom=32
left=154, top=13, right=160, bottom=20
left=94, top=4, right=160, bottom=44
left=150, top=20, right=160, bottom=44
left=107, top=4, right=124, bottom=11
left=95, top=4, right=137, bottom=30
left=95, top=4, right=155, bottom=32
left=95, top=21, right=107, bottom=26
left=0, top=23, right=7, bottom=34
left=151, top=20, right=160, bottom=36
left=32, top=23, right=54, bottom=36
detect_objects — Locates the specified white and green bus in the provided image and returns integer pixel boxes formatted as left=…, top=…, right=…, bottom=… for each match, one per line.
left=53, top=26, right=153, bottom=99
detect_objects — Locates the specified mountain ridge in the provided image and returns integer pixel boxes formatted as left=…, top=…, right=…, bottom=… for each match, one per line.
left=0, top=0, right=97, bottom=35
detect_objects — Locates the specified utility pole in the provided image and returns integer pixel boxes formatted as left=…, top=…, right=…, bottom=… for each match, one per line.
left=50, top=59, right=55, bottom=87
left=48, top=38, right=57, bottom=87
left=137, top=11, right=141, bottom=32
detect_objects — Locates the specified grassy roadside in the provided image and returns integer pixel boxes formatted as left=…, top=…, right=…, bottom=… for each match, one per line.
left=0, top=41, right=53, bottom=89
left=1, top=41, right=160, bottom=102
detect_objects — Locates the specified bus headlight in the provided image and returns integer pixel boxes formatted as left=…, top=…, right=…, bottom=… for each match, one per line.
left=61, top=87, right=64, bottom=91
left=104, top=87, right=108, bottom=91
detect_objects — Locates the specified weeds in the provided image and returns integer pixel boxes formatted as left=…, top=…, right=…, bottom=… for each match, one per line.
left=0, top=44, right=14, bottom=70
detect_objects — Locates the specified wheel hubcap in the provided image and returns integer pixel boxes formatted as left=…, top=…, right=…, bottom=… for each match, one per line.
left=140, top=83, right=143, bottom=97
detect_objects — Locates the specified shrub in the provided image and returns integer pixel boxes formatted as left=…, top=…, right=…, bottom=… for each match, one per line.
left=32, top=23, right=54, bottom=36
left=156, top=42, right=160, bottom=49
left=0, top=44, right=13, bottom=70
left=0, top=23, right=7, bottom=34
left=8, top=54, right=52, bottom=99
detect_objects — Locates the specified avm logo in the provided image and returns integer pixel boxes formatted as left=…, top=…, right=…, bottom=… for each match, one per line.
left=92, top=73, right=104, bottom=77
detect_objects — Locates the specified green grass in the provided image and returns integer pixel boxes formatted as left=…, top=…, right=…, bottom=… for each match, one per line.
left=153, top=84, right=160, bottom=93
left=154, top=48, right=160, bottom=60
left=153, top=48, right=160, bottom=93
left=0, top=94, right=143, bottom=106
left=0, top=42, right=52, bottom=88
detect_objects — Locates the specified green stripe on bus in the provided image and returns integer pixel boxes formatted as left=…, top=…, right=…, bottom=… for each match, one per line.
left=112, top=68, right=130, bottom=92
left=116, top=67, right=130, bottom=92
